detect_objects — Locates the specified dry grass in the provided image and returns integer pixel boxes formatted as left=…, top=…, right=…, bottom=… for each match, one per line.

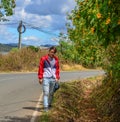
left=61, top=64, right=86, bottom=71
left=0, top=48, right=88, bottom=72
left=39, top=76, right=104, bottom=122
left=92, top=79, right=120, bottom=122
left=0, top=48, right=47, bottom=72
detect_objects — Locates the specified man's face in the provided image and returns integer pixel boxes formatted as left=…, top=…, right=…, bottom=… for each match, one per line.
left=49, top=49, right=55, bottom=58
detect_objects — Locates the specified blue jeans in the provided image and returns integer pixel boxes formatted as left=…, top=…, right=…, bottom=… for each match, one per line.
left=42, top=77, right=56, bottom=108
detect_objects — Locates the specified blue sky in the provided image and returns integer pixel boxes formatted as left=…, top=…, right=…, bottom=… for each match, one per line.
left=0, top=0, right=76, bottom=46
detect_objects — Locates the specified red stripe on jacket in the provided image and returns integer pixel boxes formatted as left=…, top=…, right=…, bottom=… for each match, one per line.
left=38, top=55, right=60, bottom=80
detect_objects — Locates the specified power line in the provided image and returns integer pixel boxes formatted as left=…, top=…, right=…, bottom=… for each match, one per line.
left=0, top=20, right=60, bottom=37
left=23, top=21, right=59, bottom=36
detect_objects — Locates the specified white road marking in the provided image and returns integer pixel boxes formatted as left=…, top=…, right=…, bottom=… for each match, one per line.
left=30, top=92, right=43, bottom=122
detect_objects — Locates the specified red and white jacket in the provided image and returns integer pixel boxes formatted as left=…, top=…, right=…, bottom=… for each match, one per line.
left=38, top=55, right=60, bottom=80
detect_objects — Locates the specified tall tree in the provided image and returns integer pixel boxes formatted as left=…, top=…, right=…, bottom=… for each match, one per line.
left=67, top=0, right=120, bottom=47
left=67, top=0, right=120, bottom=80
left=0, top=0, right=16, bottom=20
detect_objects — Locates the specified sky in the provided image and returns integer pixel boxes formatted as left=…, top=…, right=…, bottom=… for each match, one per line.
left=0, top=0, right=76, bottom=47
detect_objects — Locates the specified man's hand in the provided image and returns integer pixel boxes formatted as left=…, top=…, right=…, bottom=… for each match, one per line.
left=39, top=79, right=43, bottom=84
left=55, top=78, right=59, bottom=82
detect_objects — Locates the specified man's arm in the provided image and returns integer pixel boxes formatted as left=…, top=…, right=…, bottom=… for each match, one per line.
left=38, top=57, right=44, bottom=84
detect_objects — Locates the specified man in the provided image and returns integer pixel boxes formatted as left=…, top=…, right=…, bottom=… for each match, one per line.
left=38, top=46, right=60, bottom=111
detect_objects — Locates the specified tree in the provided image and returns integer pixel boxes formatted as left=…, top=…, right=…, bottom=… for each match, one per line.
left=67, top=0, right=120, bottom=80
left=67, top=0, right=120, bottom=47
left=0, top=0, right=16, bottom=21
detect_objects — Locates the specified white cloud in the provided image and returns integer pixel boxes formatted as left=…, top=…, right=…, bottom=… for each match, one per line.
left=23, top=36, right=40, bottom=41
left=16, top=0, right=32, bottom=8
left=13, top=0, right=75, bottom=29
left=25, top=0, right=75, bottom=15
left=0, top=25, right=18, bottom=44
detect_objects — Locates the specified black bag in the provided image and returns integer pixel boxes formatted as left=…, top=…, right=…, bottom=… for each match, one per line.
left=54, top=82, right=60, bottom=92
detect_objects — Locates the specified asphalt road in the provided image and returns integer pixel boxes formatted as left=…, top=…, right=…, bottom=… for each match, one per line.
left=0, top=70, right=104, bottom=122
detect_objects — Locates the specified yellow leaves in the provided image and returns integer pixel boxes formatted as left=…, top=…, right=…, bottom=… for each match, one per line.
left=110, top=70, right=112, bottom=77
left=72, top=15, right=80, bottom=21
left=96, top=4, right=99, bottom=8
left=91, top=57, right=94, bottom=60
left=77, top=15, right=80, bottom=18
left=105, top=18, right=111, bottom=25
left=72, top=17, right=75, bottom=21
left=91, top=27, right=95, bottom=34
left=108, top=0, right=112, bottom=5
left=80, top=2, right=83, bottom=6
left=118, top=20, right=120, bottom=25
left=93, top=10, right=96, bottom=14
left=96, top=13, right=102, bottom=19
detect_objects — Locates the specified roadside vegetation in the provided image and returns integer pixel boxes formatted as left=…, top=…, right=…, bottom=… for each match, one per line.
left=0, top=47, right=42, bottom=72
left=39, top=76, right=103, bottom=122
left=0, top=46, right=87, bottom=72
left=40, top=75, right=120, bottom=122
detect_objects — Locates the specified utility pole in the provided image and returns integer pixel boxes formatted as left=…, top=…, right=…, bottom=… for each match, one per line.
left=18, top=20, right=22, bottom=49
left=17, top=20, right=26, bottom=49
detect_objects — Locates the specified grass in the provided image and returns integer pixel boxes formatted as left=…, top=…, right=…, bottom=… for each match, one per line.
left=39, top=76, right=104, bottom=122
left=0, top=47, right=42, bottom=72
left=39, top=112, right=50, bottom=122
left=61, top=64, right=86, bottom=71
left=91, top=78, right=120, bottom=122
left=39, top=76, right=120, bottom=121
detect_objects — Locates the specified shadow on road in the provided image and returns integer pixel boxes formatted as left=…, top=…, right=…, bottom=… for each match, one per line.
left=0, top=115, right=32, bottom=122
left=0, top=106, right=44, bottom=122
left=23, top=106, right=44, bottom=112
